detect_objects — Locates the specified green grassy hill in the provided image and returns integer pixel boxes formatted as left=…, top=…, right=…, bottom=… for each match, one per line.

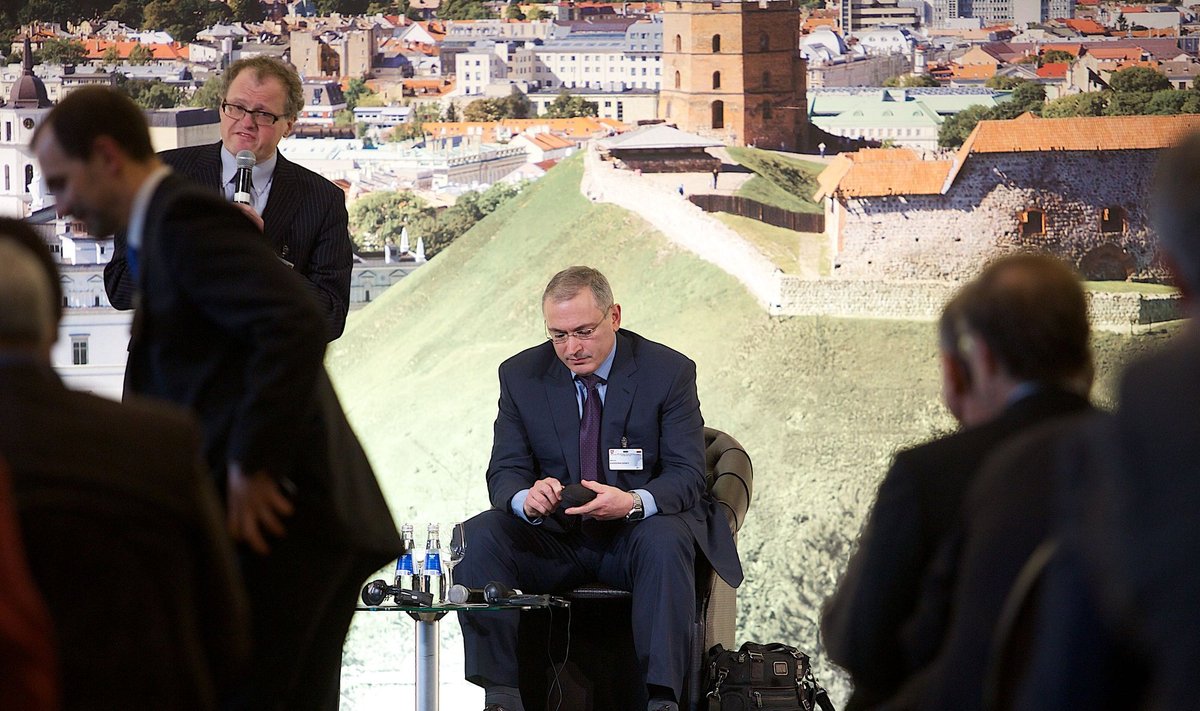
left=329, top=153, right=1176, bottom=704
left=728, top=146, right=826, bottom=213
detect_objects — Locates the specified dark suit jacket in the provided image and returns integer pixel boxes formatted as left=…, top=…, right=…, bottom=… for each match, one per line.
left=0, top=360, right=249, bottom=710
left=104, top=142, right=352, bottom=340
left=123, top=174, right=399, bottom=584
left=881, top=410, right=1100, bottom=711
left=820, top=387, right=1092, bottom=710
left=486, top=329, right=742, bottom=587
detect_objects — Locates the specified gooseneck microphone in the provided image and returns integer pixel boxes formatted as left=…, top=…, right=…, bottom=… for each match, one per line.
left=233, top=150, right=256, bottom=205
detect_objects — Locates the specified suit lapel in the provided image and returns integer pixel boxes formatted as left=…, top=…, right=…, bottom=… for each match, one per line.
left=543, top=356, right=582, bottom=484
left=195, top=143, right=223, bottom=193
left=262, top=153, right=299, bottom=258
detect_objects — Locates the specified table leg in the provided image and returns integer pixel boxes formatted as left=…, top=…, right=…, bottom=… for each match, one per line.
left=414, top=615, right=439, bottom=711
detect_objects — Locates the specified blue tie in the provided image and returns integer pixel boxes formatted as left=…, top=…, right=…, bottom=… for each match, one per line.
left=126, top=239, right=139, bottom=281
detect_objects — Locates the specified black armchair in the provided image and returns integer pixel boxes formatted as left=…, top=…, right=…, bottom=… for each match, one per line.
left=516, top=427, right=754, bottom=711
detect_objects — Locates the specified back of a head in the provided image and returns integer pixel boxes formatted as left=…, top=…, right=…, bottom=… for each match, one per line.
left=33, top=86, right=153, bottom=162
left=0, top=240, right=56, bottom=352
left=1153, top=131, right=1200, bottom=293
left=957, top=253, right=1091, bottom=385
left=0, top=218, right=62, bottom=326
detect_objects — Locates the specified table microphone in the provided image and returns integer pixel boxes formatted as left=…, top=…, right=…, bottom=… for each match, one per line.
left=483, top=581, right=554, bottom=606
left=233, top=150, right=255, bottom=205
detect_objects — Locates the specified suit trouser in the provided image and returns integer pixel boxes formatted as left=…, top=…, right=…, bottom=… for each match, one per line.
left=456, top=509, right=697, bottom=699
left=230, top=495, right=363, bottom=711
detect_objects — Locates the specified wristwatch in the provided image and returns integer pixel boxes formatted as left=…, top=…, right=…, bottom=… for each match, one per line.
left=625, top=491, right=645, bottom=521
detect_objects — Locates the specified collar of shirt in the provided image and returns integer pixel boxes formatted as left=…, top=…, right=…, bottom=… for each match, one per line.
left=126, top=164, right=173, bottom=251
left=220, top=145, right=277, bottom=213
left=572, top=336, right=618, bottom=415
left=1006, top=380, right=1044, bottom=407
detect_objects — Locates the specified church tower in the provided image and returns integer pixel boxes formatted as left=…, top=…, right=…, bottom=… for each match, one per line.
left=0, top=37, right=53, bottom=217
left=659, top=0, right=808, bottom=151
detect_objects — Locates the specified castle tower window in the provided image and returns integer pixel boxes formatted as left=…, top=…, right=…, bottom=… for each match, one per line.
left=712, top=99, right=725, bottom=128
left=1100, top=206, right=1126, bottom=234
left=759, top=32, right=769, bottom=51
left=762, top=70, right=771, bottom=87
left=712, top=34, right=722, bottom=52
left=712, top=71, right=721, bottom=89
left=675, top=70, right=681, bottom=89
left=1019, top=208, right=1046, bottom=238
left=674, top=34, right=681, bottom=52
left=762, top=101, right=772, bottom=119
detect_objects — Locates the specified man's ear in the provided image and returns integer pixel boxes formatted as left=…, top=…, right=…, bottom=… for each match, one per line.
left=89, top=135, right=126, bottom=174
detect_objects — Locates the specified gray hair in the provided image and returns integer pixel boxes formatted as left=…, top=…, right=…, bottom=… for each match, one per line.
left=0, top=241, right=55, bottom=349
left=542, top=266, right=614, bottom=311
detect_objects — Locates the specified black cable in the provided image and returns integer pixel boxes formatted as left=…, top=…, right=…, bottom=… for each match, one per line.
left=544, top=603, right=571, bottom=711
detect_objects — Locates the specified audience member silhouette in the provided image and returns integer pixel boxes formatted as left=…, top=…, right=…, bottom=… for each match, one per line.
left=0, top=218, right=249, bottom=710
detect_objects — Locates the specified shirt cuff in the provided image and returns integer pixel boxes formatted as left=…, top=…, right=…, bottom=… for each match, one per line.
left=633, top=488, right=658, bottom=519
left=510, top=489, right=542, bottom=525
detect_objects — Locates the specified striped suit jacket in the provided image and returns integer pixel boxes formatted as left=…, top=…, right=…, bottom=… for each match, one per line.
left=103, top=142, right=352, bottom=340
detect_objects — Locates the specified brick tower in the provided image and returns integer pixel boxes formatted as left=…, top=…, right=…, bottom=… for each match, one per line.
left=659, top=0, right=808, bottom=150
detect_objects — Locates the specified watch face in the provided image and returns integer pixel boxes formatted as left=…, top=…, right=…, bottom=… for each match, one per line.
left=22, top=118, right=34, bottom=130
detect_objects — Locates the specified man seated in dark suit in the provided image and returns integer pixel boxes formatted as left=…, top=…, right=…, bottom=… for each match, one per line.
left=455, top=266, right=743, bottom=711
left=1004, top=130, right=1200, bottom=711
left=820, top=253, right=1093, bottom=710
left=0, top=217, right=249, bottom=710
left=33, top=87, right=400, bottom=711
left=104, top=55, right=352, bottom=340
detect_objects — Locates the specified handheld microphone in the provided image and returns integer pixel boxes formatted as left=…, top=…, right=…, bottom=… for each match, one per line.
left=448, top=584, right=487, bottom=605
left=233, top=150, right=255, bottom=205
left=483, top=581, right=555, bottom=607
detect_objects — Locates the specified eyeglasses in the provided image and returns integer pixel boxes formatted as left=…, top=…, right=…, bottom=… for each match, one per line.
left=221, top=101, right=283, bottom=126
left=547, top=308, right=611, bottom=345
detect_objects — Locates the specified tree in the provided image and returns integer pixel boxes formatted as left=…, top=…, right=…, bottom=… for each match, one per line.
left=230, top=0, right=265, bottom=22
left=505, top=1, right=525, bottom=19
left=1042, top=49, right=1075, bottom=65
left=128, top=43, right=154, bottom=65
left=189, top=73, right=224, bottom=109
left=542, top=90, right=598, bottom=118
left=344, top=77, right=376, bottom=112
left=1041, top=91, right=1108, bottom=118
left=1108, top=66, right=1171, bottom=94
left=1144, top=88, right=1200, bottom=115
left=441, top=102, right=459, bottom=122
left=883, top=73, right=939, bottom=88
left=937, top=104, right=991, bottom=148
left=105, top=0, right=146, bottom=27
left=143, top=0, right=230, bottom=43
left=439, top=0, right=493, bottom=19
left=985, top=74, right=1025, bottom=90
left=391, top=102, right=441, bottom=141
left=463, top=88, right=530, bottom=122
left=101, top=44, right=121, bottom=64
left=39, top=38, right=87, bottom=65
left=1106, top=91, right=1154, bottom=116
left=347, top=190, right=433, bottom=251
left=115, top=75, right=183, bottom=109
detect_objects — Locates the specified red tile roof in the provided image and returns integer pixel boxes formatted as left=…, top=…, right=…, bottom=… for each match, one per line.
left=1037, top=62, right=1070, bottom=78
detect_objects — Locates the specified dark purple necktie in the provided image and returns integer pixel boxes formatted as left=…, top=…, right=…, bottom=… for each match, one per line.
left=578, top=373, right=605, bottom=483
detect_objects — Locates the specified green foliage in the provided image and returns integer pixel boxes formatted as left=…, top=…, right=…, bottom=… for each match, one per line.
left=101, top=45, right=121, bottom=64
left=1106, top=90, right=1154, bottom=116
left=937, top=104, right=991, bottom=148
left=883, top=73, right=939, bottom=88
left=1042, top=49, right=1075, bottom=65
left=316, top=0, right=371, bottom=12
left=344, top=77, right=376, bottom=112
left=534, top=7, right=555, bottom=19
left=348, top=182, right=524, bottom=258
left=231, top=0, right=265, bottom=22
left=142, top=0, right=230, bottom=43
left=1144, top=88, right=1200, bottom=115
left=39, top=38, right=87, bottom=65
left=105, top=0, right=145, bottom=28
left=390, top=102, right=440, bottom=141
left=542, top=90, right=598, bottom=118
left=114, top=74, right=183, bottom=109
left=189, top=74, right=224, bottom=109
left=463, top=88, right=531, bottom=121
left=348, top=191, right=434, bottom=250
left=439, top=0, right=493, bottom=19
left=442, top=102, right=459, bottom=122
left=128, top=43, right=154, bottom=65
left=1107, top=65, right=1171, bottom=93
left=985, top=74, right=1025, bottom=90
left=1041, top=91, right=1108, bottom=117
left=505, top=1, right=525, bottom=19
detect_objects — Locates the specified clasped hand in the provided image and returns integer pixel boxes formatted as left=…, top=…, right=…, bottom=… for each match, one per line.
left=523, top=477, right=634, bottom=521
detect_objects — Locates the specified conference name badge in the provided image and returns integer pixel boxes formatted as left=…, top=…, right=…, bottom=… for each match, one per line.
left=609, top=448, right=643, bottom=471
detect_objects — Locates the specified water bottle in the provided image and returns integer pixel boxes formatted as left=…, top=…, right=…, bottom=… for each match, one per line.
left=423, top=523, right=444, bottom=602
left=395, top=523, right=415, bottom=590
